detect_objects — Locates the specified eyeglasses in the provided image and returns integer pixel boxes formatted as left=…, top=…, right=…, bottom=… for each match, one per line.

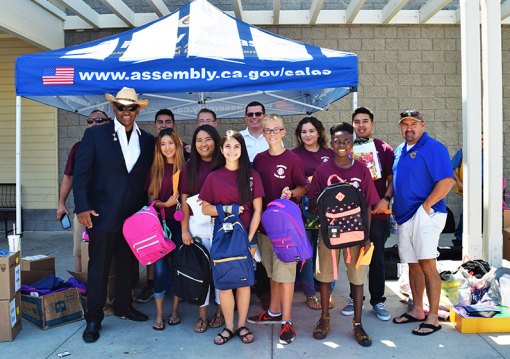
left=246, top=112, right=264, bottom=117
left=87, top=117, right=109, bottom=124
left=198, top=118, right=217, bottom=124
left=115, top=104, right=139, bottom=112
left=332, top=139, right=353, bottom=147
left=263, top=128, right=284, bottom=135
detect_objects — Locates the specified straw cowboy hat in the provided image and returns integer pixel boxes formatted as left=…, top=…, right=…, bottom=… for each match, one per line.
left=105, top=87, right=149, bottom=110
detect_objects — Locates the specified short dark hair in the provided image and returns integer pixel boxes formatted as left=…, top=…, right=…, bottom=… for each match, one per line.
left=352, top=106, right=374, bottom=122
left=155, top=109, right=175, bottom=124
left=197, top=108, right=216, bottom=120
left=330, top=122, right=354, bottom=137
left=245, top=101, right=265, bottom=114
left=89, top=109, right=109, bottom=119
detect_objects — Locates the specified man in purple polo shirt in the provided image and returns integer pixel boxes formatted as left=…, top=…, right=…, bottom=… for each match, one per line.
left=392, top=108, right=454, bottom=336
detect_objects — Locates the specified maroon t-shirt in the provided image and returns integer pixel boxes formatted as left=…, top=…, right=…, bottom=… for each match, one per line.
left=64, top=141, right=81, bottom=176
left=199, top=167, right=265, bottom=229
left=308, top=159, right=380, bottom=209
left=292, top=146, right=334, bottom=177
left=179, top=158, right=214, bottom=196
left=145, top=163, right=178, bottom=219
left=253, top=149, right=307, bottom=207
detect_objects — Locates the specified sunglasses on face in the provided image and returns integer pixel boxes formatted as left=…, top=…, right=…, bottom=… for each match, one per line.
left=87, top=117, right=109, bottom=124
left=246, top=112, right=264, bottom=117
left=115, top=104, right=139, bottom=112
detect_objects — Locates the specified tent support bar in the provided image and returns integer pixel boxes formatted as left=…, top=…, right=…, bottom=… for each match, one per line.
left=264, top=92, right=324, bottom=112
left=352, top=91, right=358, bottom=112
left=15, top=96, right=22, bottom=235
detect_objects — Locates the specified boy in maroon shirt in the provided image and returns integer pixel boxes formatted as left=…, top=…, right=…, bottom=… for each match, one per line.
left=248, top=115, right=307, bottom=345
left=308, top=122, right=379, bottom=347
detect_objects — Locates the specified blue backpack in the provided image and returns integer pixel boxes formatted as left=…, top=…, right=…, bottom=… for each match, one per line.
left=210, top=204, right=254, bottom=290
left=261, top=199, right=312, bottom=263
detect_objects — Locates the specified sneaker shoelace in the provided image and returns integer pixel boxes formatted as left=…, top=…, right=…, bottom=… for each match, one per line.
left=280, top=322, right=296, bottom=336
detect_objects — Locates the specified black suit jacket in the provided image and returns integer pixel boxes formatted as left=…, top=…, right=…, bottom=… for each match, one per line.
left=73, top=121, right=154, bottom=232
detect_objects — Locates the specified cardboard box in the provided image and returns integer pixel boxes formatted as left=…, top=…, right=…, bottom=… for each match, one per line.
left=503, top=228, right=510, bottom=260
left=80, top=241, right=114, bottom=275
left=0, top=292, right=22, bottom=342
left=0, top=251, right=21, bottom=300
left=21, top=255, right=55, bottom=272
left=21, top=288, right=83, bottom=330
left=504, top=210, right=510, bottom=228
left=450, top=306, right=510, bottom=333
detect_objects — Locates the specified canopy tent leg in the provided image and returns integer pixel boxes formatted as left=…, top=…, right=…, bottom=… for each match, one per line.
left=351, top=89, right=358, bottom=112
left=15, top=96, right=22, bottom=235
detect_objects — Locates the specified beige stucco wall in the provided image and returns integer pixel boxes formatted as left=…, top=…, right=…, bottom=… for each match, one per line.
left=0, top=35, right=58, bottom=210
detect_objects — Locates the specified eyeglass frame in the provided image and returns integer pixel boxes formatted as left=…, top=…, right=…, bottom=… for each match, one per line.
left=87, top=117, right=110, bottom=124
left=246, top=112, right=264, bottom=117
left=114, top=104, right=139, bottom=112
left=263, top=127, right=284, bottom=135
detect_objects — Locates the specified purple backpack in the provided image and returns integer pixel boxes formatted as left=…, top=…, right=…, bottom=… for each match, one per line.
left=261, top=199, right=312, bottom=263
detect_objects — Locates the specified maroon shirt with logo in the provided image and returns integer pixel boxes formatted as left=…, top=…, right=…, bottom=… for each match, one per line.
left=308, top=159, right=380, bottom=209
left=253, top=149, right=307, bottom=208
left=292, top=146, right=334, bottom=177
left=199, top=167, right=265, bottom=229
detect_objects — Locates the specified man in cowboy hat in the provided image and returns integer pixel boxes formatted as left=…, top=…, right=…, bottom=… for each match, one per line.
left=74, top=87, right=155, bottom=343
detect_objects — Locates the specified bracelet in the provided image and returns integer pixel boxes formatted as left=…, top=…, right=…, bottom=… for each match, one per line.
left=225, top=204, right=229, bottom=214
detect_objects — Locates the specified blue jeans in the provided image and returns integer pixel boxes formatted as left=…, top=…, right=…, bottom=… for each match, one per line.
left=153, top=219, right=182, bottom=298
left=297, top=229, right=318, bottom=297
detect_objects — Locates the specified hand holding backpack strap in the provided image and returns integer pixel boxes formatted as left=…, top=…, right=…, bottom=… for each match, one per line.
left=216, top=204, right=226, bottom=222
left=231, top=203, right=240, bottom=216
left=153, top=200, right=172, bottom=240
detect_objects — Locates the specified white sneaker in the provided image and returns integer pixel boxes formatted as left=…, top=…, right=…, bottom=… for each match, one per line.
left=373, top=302, right=390, bottom=321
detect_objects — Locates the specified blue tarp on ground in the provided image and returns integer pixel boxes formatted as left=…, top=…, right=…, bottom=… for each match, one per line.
left=15, top=0, right=358, bottom=121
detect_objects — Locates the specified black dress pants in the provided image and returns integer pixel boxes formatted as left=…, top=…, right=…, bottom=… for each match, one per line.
left=85, top=230, right=134, bottom=323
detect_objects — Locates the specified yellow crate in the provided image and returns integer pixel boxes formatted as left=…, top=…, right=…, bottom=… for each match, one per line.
left=450, top=306, right=510, bottom=334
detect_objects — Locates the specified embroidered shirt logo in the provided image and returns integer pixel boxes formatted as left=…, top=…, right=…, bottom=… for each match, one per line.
left=321, top=156, right=330, bottom=163
left=274, top=165, right=287, bottom=179
left=410, top=151, right=417, bottom=159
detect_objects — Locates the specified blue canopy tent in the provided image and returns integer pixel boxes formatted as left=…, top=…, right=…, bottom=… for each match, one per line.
left=13, top=0, right=358, bottom=232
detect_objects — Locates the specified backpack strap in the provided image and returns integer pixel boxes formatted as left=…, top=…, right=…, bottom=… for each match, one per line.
left=216, top=204, right=226, bottom=222
left=327, top=174, right=345, bottom=186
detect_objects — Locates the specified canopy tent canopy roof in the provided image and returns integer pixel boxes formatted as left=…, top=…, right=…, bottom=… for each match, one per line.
left=15, top=0, right=358, bottom=121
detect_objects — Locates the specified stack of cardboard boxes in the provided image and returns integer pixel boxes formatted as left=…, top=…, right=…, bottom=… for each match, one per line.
left=0, top=251, right=22, bottom=342
left=503, top=210, right=510, bottom=260
left=20, top=255, right=84, bottom=330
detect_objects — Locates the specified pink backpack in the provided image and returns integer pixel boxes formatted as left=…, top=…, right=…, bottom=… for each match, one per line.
left=122, top=201, right=176, bottom=265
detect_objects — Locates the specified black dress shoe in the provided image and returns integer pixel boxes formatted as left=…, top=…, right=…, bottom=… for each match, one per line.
left=82, top=322, right=101, bottom=343
left=114, top=306, right=149, bottom=322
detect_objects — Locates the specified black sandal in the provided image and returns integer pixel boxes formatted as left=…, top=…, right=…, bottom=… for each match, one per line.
left=214, top=328, right=234, bottom=345
left=236, top=326, right=254, bottom=344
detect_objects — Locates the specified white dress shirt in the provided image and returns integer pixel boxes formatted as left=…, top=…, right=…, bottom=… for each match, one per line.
left=114, top=118, right=141, bottom=173
left=240, top=127, right=269, bottom=162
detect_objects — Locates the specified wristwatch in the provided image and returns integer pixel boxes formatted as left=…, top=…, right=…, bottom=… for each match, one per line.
left=384, top=195, right=392, bottom=202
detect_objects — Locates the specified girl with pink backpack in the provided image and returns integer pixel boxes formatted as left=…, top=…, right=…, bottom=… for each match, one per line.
left=146, top=128, right=185, bottom=331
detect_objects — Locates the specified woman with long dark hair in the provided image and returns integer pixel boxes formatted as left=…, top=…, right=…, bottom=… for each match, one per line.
left=147, top=128, right=184, bottom=331
left=292, top=116, right=334, bottom=311
left=200, top=130, right=264, bottom=345
left=174, top=125, right=224, bottom=332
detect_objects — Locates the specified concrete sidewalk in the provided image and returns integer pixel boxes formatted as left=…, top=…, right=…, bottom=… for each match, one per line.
left=1, top=231, right=509, bottom=359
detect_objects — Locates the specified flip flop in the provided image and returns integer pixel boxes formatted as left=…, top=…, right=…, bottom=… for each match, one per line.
left=392, top=313, right=427, bottom=324
left=152, top=320, right=165, bottom=331
left=412, top=323, right=442, bottom=336
left=167, top=313, right=181, bottom=326
left=194, top=317, right=209, bottom=333
left=305, top=296, right=322, bottom=310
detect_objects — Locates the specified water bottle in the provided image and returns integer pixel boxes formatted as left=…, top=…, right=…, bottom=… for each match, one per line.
left=389, top=214, right=397, bottom=234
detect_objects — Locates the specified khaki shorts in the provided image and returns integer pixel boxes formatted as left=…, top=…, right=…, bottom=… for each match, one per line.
left=72, top=214, right=85, bottom=257
left=315, top=234, right=367, bottom=285
left=258, top=233, right=296, bottom=283
left=397, top=206, right=447, bottom=263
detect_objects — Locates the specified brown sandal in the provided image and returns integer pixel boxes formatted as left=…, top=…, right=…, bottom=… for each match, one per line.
left=305, top=296, right=322, bottom=310
left=209, top=311, right=225, bottom=328
left=313, top=314, right=330, bottom=340
left=236, top=326, right=255, bottom=344
left=194, top=317, right=209, bottom=333
left=167, top=312, right=181, bottom=325
left=328, top=295, right=335, bottom=309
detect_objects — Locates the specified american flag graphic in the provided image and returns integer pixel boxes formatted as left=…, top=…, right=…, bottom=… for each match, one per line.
left=42, top=66, right=74, bottom=85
